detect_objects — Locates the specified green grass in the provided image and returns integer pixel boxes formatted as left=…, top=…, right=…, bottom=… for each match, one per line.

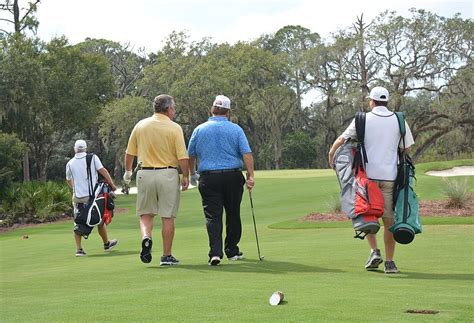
left=1, top=160, right=473, bottom=322
left=270, top=216, right=474, bottom=230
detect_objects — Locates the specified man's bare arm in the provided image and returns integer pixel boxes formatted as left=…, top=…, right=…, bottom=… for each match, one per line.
left=328, top=135, right=346, bottom=168
left=243, top=153, right=255, bottom=190
left=98, top=168, right=117, bottom=191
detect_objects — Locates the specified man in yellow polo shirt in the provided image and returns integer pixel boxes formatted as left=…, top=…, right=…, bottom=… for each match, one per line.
left=123, top=94, right=189, bottom=266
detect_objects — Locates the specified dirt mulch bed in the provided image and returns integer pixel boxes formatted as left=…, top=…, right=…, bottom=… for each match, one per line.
left=303, top=196, right=473, bottom=222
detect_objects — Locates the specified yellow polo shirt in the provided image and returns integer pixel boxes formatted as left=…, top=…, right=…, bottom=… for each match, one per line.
left=126, top=113, right=188, bottom=167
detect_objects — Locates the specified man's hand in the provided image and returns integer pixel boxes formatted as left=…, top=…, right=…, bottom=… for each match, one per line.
left=181, top=176, right=189, bottom=191
left=123, top=170, right=133, bottom=184
left=246, top=175, right=255, bottom=191
left=190, top=172, right=199, bottom=186
left=328, top=152, right=334, bottom=169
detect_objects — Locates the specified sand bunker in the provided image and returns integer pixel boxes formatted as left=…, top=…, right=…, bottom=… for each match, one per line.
left=425, top=166, right=474, bottom=177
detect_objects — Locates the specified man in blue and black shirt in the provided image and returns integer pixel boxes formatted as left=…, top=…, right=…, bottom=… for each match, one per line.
left=188, top=95, right=255, bottom=266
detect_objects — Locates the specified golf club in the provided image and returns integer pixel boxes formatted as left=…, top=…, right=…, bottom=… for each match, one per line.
left=249, top=190, right=264, bottom=261
left=133, top=161, right=142, bottom=175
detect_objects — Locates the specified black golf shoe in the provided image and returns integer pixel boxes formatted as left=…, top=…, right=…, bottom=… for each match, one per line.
left=75, top=248, right=87, bottom=257
left=384, top=261, right=399, bottom=274
left=160, top=255, right=180, bottom=266
left=209, top=256, right=221, bottom=266
left=140, top=237, right=153, bottom=263
left=104, top=239, right=118, bottom=251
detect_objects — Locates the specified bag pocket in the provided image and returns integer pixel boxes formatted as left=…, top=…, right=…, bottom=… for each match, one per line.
left=354, top=176, right=384, bottom=217
left=87, top=195, right=104, bottom=227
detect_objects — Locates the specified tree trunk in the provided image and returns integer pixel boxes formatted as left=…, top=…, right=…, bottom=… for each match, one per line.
left=273, top=125, right=282, bottom=170
left=39, top=159, right=48, bottom=181
left=13, top=0, right=20, bottom=33
left=412, top=128, right=453, bottom=162
left=114, top=151, right=122, bottom=183
left=23, top=151, right=30, bottom=182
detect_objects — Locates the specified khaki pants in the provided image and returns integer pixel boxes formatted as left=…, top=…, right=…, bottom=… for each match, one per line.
left=136, top=169, right=180, bottom=218
left=374, top=180, right=395, bottom=219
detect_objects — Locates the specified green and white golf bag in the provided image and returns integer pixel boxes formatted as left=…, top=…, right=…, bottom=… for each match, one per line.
left=389, top=112, right=422, bottom=244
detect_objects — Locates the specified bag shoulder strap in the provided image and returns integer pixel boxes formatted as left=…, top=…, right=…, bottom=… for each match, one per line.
left=86, top=153, right=94, bottom=198
left=395, top=112, right=406, bottom=136
left=354, top=112, right=368, bottom=170
left=355, top=112, right=366, bottom=143
left=395, top=111, right=406, bottom=150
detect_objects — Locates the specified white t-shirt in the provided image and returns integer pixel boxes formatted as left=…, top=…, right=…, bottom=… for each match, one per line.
left=66, top=153, right=104, bottom=199
left=342, top=106, right=415, bottom=181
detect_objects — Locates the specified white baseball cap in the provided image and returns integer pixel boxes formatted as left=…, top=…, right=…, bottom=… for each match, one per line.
left=74, top=139, right=87, bottom=152
left=213, top=95, right=231, bottom=109
left=368, top=86, right=389, bottom=102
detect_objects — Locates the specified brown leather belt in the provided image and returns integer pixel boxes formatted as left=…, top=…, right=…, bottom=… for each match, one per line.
left=142, top=166, right=177, bottom=170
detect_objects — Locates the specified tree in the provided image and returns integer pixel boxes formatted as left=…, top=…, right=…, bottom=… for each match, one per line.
left=0, top=35, right=43, bottom=181
left=98, top=96, right=150, bottom=182
left=410, top=61, right=474, bottom=160
left=258, top=25, right=320, bottom=113
left=0, top=36, right=114, bottom=180
left=138, top=31, right=218, bottom=145
left=76, top=38, right=148, bottom=99
left=0, top=0, right=40, bottom=36
left=367, top=10, right=473, bottom=160
left=76, top=38, right=149, bottom=175
left=0, top=132, right=27, bottom=197
left=368, top=10, right=471, bottom=110
left=304, top=38, right=359, bottom=167
left=301, top=10, right=473, bottom=166
left=282, top=130, right=317, bottom=168
left=210, top=42, right=297, bottom=169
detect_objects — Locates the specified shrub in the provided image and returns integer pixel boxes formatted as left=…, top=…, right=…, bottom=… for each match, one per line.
left=0, top=133, right=28, bottom=198
left=442, top=178, right=470, bottom=209
left=0, top=181, right=72, bottom=227
left=326, top=194, right=342, bottom=213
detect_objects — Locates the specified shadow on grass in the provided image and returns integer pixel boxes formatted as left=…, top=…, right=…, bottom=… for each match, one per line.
left=146, top=258, right=344, bottom=274
left=386, top=272, right=474, bottom=281
left=87, top=250, right=137, bottom=257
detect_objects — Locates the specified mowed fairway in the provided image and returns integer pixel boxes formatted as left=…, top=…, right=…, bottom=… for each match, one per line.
left=1, top=161, right=473, bottom=322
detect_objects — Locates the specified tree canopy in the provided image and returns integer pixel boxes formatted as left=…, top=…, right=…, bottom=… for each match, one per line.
left=0, top=6, right=472, bottom=182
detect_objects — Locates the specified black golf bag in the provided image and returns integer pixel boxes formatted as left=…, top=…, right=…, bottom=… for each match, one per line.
left=73, top=154, right=112, bottom=238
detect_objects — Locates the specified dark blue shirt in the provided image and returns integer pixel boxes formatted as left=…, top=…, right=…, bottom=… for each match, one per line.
left=188, top=116, right=252, bottom=172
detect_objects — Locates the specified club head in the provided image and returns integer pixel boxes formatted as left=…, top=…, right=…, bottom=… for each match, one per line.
left=259, top=256, right=264, bottom=261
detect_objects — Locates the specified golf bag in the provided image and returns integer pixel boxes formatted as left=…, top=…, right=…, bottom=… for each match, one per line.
left=389, top=112, right=422, bottom=244
left=102, top=184, right=115, bottom=225
left=333, top=112, right=384, bottom=239
left=74, top=154, right=115, bottom=238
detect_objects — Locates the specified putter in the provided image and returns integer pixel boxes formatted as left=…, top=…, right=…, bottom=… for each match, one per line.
left=249, top=190, right=264, bottom=261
